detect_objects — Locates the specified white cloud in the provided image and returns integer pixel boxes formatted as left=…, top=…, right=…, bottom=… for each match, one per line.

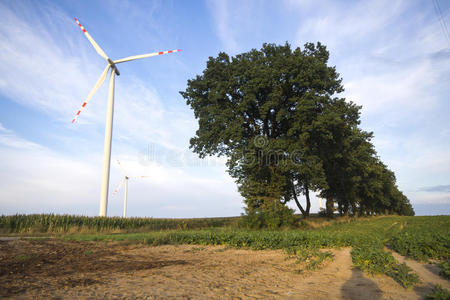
left=292, top=0, right=406, bottom=49
left=283, top=0, right=450, bottom=212
left=0, top=123, right=242, bottom=217
left=0, top=2, right=197, bottom=151
left=0, top=2, right=104, bottom=124
left=207, top=1, right=239, bottom=53
left=0, top=2, right=243, bottom=217
left=0, top=122, right=8, bottom=133
left=206, top=0, right=263, bottom=54
left=1, top=0, right=449, bottom=217
left=405, top=191, right=450, bottom=205
left=0, top=129, right=100, bottom=215
left=0, top=126, right=44, bottom=151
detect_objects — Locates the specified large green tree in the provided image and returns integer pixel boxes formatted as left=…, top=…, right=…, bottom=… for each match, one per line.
left=181, top=42, right=413, bottom=218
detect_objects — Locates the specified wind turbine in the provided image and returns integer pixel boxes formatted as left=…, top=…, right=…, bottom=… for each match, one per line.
left=318, top=195, right=324, bottom=211
left=71, top=18, right=181, bottom=216
left=113, top=160, right=149, bottom=218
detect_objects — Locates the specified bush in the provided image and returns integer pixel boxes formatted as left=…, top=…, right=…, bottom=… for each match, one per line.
left=242, top=201, right=297, bottom=229
left=439, top=260, right=450, bottom=279
left=425, top=285, right=450, bottom=300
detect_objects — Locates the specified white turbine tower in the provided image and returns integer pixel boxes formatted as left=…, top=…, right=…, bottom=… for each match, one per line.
left=71, top=18, right=181, bottom=216
left=318, top=195, right=324, bottom=211
left=112, top=160, right=149, bottom=218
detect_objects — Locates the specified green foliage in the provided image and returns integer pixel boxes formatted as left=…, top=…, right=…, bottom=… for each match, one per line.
left=7, top=214, right=449, bottom=290
left=425, top=285, right=450, bottom=300
left=439, top=261, right=450, bottom=279
left=351, top=245, right=420, bottom=288
left=387, top=263, right=421, bottom=288
left=61, top=215, right=447, bottom=290
left=181, top=41, right=413, bottom=218
left=351, top=246, right=396, bottom=275
left=389, top=216, right=450, bottom=261
left=242, top=200, right=297, bottom=229
left=285, top=245, right=334, bottom=271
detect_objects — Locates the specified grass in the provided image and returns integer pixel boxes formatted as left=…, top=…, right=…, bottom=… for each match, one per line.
left=14, top=254, right=34, bottom=262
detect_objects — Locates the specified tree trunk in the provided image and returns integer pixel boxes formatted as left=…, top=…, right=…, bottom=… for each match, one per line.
left=304, top=184, right=311, bottom=217
left=352, top=203, right=358, bottom=217
left=292, top=187, right=307, bottom=217
left=326, top=198, right=334, bottom=218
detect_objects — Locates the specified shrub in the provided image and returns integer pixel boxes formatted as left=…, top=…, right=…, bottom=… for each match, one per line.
left=439, top=260, right=450, bottom=279
left=242, top=201, right=297, bottom=229
left=425, top=284, right=450, bottom=300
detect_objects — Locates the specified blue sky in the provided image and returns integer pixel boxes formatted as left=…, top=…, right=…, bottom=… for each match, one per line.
left=0, top=0, right=449, bottom=217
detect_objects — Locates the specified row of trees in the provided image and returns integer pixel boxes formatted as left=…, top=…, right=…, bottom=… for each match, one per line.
left=181, top=42, right=414, bottom=220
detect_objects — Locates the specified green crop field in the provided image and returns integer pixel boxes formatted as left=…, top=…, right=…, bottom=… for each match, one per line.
left=0, top=214, right=241, bottom=233
left=55, top=215, right=450, bottom=289
left=1, top=214, right=449, bottom=293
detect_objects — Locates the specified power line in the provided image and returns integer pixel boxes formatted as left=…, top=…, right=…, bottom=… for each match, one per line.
left=433, top=0, right=450, bottom=47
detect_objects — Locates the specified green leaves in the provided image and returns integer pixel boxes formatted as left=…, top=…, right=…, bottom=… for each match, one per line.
left=181, top=41, right=413, bottom=218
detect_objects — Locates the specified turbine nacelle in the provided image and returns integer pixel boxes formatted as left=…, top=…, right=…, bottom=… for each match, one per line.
left=71, top=17, right=181, bottom=124
left=107, top=59, right=120, bottom=76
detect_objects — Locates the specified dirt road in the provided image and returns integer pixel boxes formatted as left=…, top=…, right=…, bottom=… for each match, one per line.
left=0, top=239, right=447, bottom=299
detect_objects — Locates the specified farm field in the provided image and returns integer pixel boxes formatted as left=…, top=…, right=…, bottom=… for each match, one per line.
left=0, top=215, right=449, bottom=299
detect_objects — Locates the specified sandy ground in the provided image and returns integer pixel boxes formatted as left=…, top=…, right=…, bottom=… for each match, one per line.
left=0, top=239, right=448, bottom=299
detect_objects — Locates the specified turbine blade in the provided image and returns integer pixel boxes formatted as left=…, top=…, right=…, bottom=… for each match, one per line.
left=114, top=49, right=181, bottom=64
left=129, top=176, right=149, bottom=179
left=74, top=18, right=110, bottom=61
left=112, top=178, right=126, bottom=196
left=116, top=159, right=127, bottom=176
left=72, top=65, right=110, bottom=123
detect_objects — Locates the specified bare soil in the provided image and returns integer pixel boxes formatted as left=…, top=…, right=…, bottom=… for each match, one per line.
left=0, top=239, right=448, bottom=299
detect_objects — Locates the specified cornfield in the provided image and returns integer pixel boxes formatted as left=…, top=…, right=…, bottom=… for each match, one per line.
left=0, top=214, right=240, bottom=233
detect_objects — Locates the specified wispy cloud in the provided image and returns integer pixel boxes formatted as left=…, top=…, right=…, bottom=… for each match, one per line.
left=207, top=1, right=239, bottom=53
left=0, top=1, right=106, bottom=124
left=282, top=0, right=450, bottom=212
left=0, top=122, right=9, bottom=133
left=0, top=123, right=44, bottom=150
left=0, top=1, right=195, bottom=151
left=206, top=0, right=264, bottom=54
left=0, top=2, right=242, bottom=217
left=418, top=185, right=450, bottom=193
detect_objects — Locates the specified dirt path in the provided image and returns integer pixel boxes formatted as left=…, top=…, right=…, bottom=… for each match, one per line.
left=0, top=239, right=446, bottom=299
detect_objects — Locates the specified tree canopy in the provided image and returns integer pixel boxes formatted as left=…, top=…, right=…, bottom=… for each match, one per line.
left=181, top=42, right=414, bottom=220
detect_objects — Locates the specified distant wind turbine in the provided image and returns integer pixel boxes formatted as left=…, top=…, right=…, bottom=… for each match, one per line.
left=71, top=18, right=181, bottom=216
left=318, top=196, right=324, bottom=211
left=112, top=160, right=149, bottom=218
